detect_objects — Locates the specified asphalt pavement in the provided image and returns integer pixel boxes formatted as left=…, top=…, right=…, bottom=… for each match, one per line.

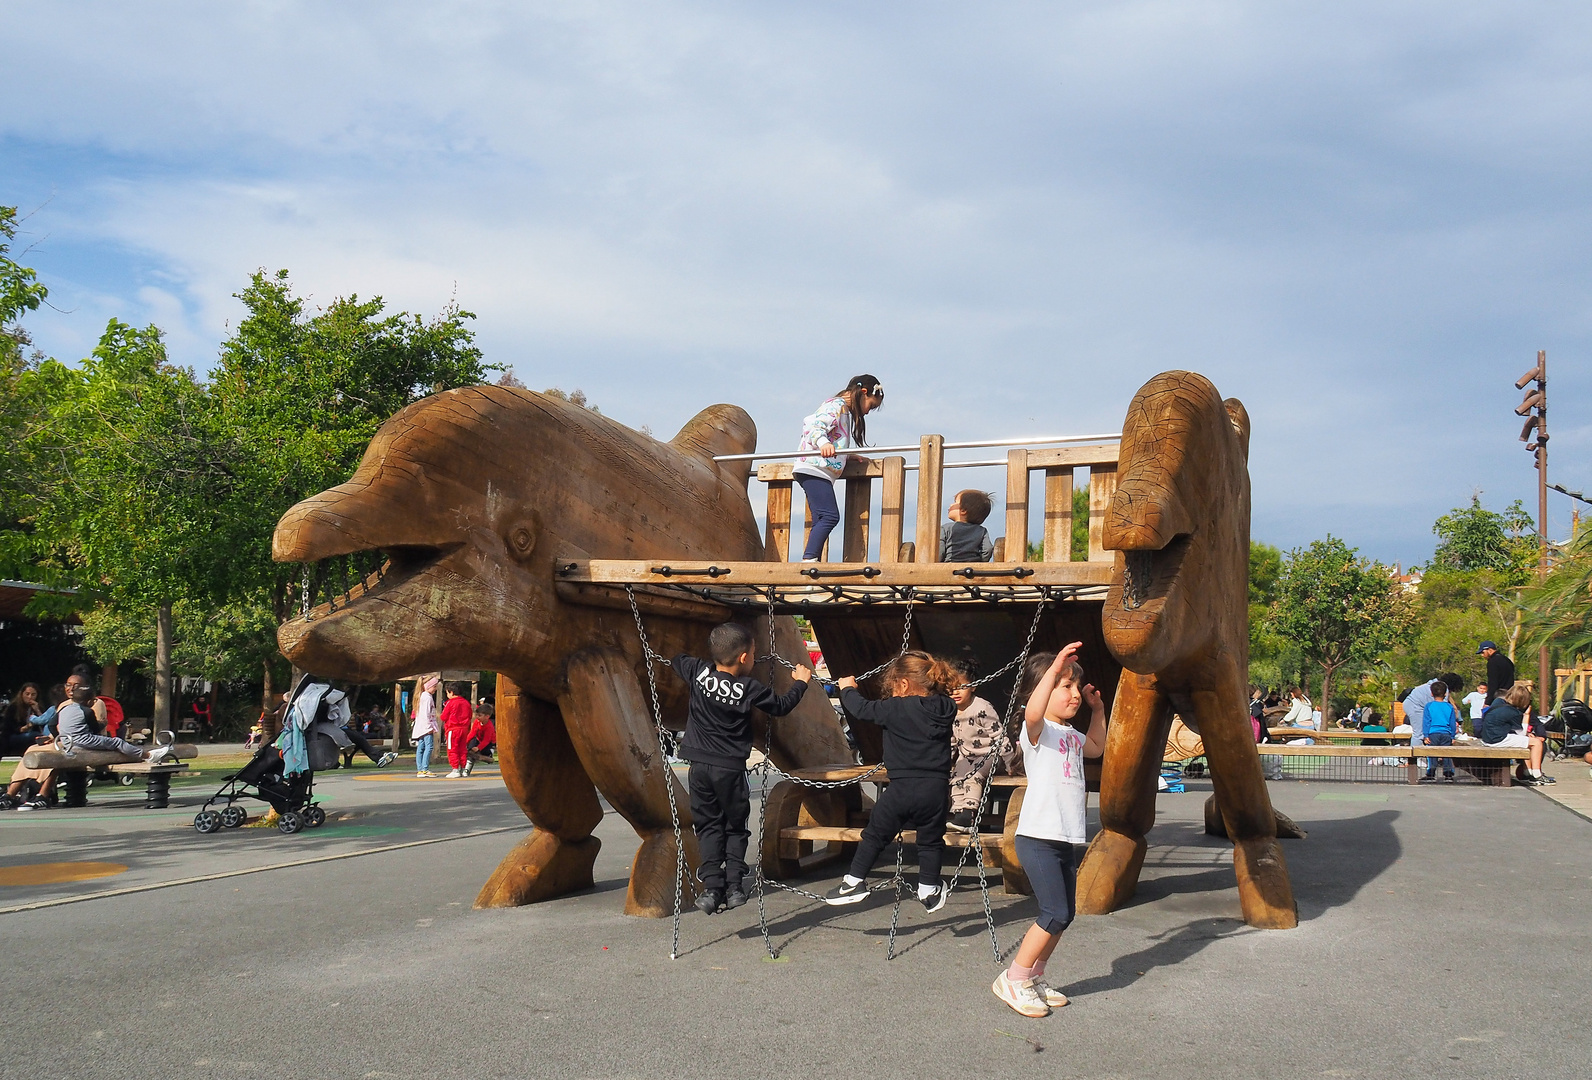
left=2, top=758, right=1588, bottom=1080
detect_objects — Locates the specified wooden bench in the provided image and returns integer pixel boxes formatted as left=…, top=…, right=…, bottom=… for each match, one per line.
left=1257, top=743, right=1523, bottom=786
left=763, top=765, right=1037, bottom=895
left=21, top=744, right=199, bottom=808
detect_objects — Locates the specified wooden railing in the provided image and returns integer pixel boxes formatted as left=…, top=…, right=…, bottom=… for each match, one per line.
left=752, top=436, right=1120, bottom=565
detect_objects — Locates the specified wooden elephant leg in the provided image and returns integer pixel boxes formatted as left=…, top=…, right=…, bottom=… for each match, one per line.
left=476, top=676, right=605, bottom=909
left=1077, top=672, right=1173, bottom=914
left=1191, top=660, right=1298, bottom=929
left=558, top=648, right=701, bottom=918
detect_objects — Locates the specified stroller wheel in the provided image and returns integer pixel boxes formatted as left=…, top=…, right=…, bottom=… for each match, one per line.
left=119, top=773, right=137, bottom=786
left=220, top=806, right=247, bottom=829
left=304, top=805, right=326, bottom=828
left=278, top=810, right=304, bottom=835
left=194, top=810, right=223, bottom=834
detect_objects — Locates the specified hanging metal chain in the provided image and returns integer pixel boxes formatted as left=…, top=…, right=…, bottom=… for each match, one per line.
left=625, top=586, right=687, bottom=960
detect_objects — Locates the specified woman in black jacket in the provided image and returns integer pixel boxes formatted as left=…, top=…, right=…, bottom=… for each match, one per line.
left=823, top=651, right=959, bottom=913
left=1478, top=682, right=1550, bottom=785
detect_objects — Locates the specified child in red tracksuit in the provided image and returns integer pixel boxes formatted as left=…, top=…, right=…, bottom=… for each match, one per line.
left=441, top=682, right=474, bottom=778
left=464, top=702, right=497, bottom=776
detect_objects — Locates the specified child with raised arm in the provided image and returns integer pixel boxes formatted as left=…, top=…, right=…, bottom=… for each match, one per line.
left=823, top=651, right=959, bottom=913
left=670, top=623, right=812, bottom=915
left=992, top=642, right=1107, bottom=1019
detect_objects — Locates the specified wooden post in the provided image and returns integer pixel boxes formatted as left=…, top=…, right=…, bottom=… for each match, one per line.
left=843, top=476, right=873, bottom=562
left=915, top=434, right=944, bottom=563
left=1043, top=468, right=1074, bottom=562
left=393, top=682, right=406, bottom=751
left=1087, top=464, right=1118, bottom=563
left=879, top=456, right=906, bottom=563
left=1004, top=449, right=1029, bottom=563
left=765, top=479, right=792, bottom=562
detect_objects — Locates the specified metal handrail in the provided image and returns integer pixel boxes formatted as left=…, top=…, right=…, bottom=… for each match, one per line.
left=711, top=431, right=1121, bottom=463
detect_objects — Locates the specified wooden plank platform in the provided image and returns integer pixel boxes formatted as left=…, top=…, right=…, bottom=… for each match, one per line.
left=106, top=762, right=187, bottom=775
left=557, top=559, right=1115, bottom=589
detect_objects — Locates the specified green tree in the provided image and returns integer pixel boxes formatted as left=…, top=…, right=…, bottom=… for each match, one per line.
left=24, top=321, right=239, bottom=729
left=0, top=206, right=48, bottom=367
left=1519, top=520, right=1592, bottom=660
left=1430, top=495, right=1536, bottom=583
left=1247, top=541, right=1298, bottom=690
left=1266, top=536, right=1416, bottom=723
left=1, top=206, right=52, bottom=577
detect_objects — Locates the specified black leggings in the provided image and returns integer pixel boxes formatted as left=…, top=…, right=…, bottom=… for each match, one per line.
left=343, top=727, right=383, bottom=764
left=848, top=777, right=949, bottom=887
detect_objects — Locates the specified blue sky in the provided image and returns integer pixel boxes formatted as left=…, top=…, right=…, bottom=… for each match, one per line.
left=6, top=1, right=1591, bottom=565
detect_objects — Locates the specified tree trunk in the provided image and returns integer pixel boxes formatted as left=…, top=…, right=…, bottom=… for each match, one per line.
left=99, top=662, right=119, bottom=697
left=1318, top=664, right=1336, bottom=728
left=262, top=660, right=275, bottom=714
left=153, top=604, right=174, bottom=735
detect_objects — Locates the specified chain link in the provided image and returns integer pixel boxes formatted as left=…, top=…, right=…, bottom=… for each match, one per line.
left=625, top=586, right=687, bottom=960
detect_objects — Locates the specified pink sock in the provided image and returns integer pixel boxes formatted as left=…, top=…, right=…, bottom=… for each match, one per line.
left=1007, top=963, right=1039, bottom=982
left=1031, top=960, right=1047, bottom=979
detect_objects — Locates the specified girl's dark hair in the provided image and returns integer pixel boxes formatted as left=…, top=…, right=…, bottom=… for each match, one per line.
left=834, top=373, right=883, bottom=448
left=7, top=682, right=42, bottom=724
left=882, top=650, right=956, bottom=697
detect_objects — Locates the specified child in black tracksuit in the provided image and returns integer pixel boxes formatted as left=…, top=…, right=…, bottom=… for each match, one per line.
left=670, top=622, right=812, bottom=915
left=823, top=650, right=959, bottom=913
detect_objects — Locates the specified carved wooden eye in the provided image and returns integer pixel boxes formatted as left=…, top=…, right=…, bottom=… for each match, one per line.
left=511, top=526, right=535, bottom=555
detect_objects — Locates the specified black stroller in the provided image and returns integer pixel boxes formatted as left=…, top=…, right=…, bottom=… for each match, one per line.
left=193, top=675, right=348, bottom=835
left=1547, top=698, right=1592, bottom=760
left=192, top=743, right=325, bottom=835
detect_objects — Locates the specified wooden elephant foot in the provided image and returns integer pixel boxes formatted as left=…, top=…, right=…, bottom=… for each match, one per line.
left=1204, top=795, right=1307, bottom=840
left=626, top=826, right=702, bottom=917
left=474, top=830, right=601, bottom=909
left=1075, top=829, right=1147, bottom=915
left=1233, top=836, right=1298, bottom=928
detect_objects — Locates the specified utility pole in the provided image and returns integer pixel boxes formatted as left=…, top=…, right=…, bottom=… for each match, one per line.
left=1515, top=350, right=1550, bottom=706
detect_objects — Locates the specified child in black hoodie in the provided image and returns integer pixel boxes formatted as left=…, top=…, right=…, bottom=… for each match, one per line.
left=670, top=622, right=812, bottom=915
left=823, top=650, right=959, bottom=913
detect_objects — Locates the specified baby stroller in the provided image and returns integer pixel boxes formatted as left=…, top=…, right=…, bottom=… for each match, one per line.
left=192, top=743, right=324, bottom=834
left=193, top=675, right=350, bottom=835
left=1547, top=698, right=1592, bottom=760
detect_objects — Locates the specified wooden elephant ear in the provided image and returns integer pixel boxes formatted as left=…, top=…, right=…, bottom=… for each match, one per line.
left=671, top=404, right=758, bottom=485
left=1224, top=398, right=1251, bottom=462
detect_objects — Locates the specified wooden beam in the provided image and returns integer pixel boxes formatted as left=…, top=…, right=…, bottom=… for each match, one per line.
left=1004, top=449, right=1029, bottom=564
left=757, top=459, right=883, bottom=482
left=764, top=479, right=792, bottom=562
left=915, top=434, right=944, bottom=563
left=1087, top=464, right=1118, bottom=563
left=554, top=580, right=732, bottom=621
left=843, top=476, right=872, bottom=562
left=1043, top=467, right=1074, bottom=562
left=1024, top=445, right=1120, bottom=470
left=560, top=559, right=1115, bottom=588
left=879, top=456, right=906, bottom=563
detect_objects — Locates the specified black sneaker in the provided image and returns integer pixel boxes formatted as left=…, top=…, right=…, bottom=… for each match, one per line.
left=1536, top=773, right=1557, bottom=785
left=823, top=879, right=870, bottom=905
left=1443, top=775, right=1456, bottom=783
left=1421, top=773, right=1437, bottom=782
left=919, top=882, right=948, bottom=914
left=723, top=886, right=748, bottom=911
left=946, top=810, right=977, bottom=834
left=694, top=888, right=725, bottom=915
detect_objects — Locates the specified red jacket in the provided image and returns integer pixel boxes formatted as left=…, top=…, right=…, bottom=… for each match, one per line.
left=440, top=696, right=473, bottom=730
left=466, top=717, right=496, bottom=752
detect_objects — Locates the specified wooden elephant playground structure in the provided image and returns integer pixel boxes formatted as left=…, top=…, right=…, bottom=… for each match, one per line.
left=270, top=368, right=1304, bottom=961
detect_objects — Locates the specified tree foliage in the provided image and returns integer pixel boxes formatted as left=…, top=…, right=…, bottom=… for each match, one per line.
left=1265, top=536, right=1416, bottom=720
left=1430, top=495, right=1536, bottom=583
left=1518, top=521, right=1592, bottom=659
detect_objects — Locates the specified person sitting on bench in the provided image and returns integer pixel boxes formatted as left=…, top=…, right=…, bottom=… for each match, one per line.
left=56, top=673, right=172, bottom=765
left=463, top=701, right=497, bottom=776
left=1477, top=682, right=1548, bottom=786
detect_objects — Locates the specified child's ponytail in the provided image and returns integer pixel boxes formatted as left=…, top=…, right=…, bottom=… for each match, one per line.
left=882, top=650, right=956, bottom=697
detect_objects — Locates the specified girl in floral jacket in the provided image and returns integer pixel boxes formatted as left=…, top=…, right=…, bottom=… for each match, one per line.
left=793, top=375, right=884, bottom=560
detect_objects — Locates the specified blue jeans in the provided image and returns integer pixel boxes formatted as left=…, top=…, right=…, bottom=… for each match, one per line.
left=797, top=474, right=840, bottom=560
left=1423, top=732, right=1455, bottom=777
left=415, top=733, right=435, bottom=772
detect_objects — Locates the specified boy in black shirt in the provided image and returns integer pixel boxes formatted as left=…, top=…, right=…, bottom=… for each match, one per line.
left=670, top=623, right=812, bottom=915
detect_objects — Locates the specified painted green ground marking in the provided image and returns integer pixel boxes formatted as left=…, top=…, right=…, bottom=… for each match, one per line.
left=306, top=825, right=406, bottom=838
left=1313, top=792, right=1389, bottom=803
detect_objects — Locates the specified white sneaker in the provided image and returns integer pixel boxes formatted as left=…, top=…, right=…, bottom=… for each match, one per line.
left=992, top=971, right=1050, bottom=1018
left=463, top=762, right=474, bottom=776
left=446, top=769, right=462, bottom=779
left=147, top=746, right=173, bottom=765
left=377, top=752, right=397, bottom=767
left=1034, top=979, right=1068, bottom=1008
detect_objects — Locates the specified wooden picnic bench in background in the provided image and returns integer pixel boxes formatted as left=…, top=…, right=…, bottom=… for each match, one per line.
left=21, top=744, right=199, bottom=808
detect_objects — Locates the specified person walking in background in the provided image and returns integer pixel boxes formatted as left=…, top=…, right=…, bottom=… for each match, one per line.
left=411, top=675, right=441, bottom=777
left=441, top=682, right=473, bottom=778
left=1478, top=643, right=1514, bottom=707
left=792, top=375, right=884, bottom=561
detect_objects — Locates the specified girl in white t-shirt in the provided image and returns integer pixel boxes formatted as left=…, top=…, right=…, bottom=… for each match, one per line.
left=991, top=642, right=1107, bottom=1019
